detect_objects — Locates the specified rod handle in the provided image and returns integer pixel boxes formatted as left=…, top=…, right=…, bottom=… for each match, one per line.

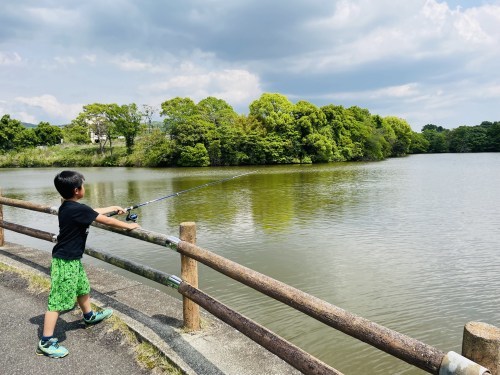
left=106, top=210, right=119, bottom=217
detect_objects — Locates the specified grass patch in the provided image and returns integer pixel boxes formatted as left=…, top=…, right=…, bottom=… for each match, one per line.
left=0, top=142, right=131, bottom=167
left=0, top=262, right=50, bottom=294
left=104, top=311, right=183, bottom=374
left=136, top=342, right=183, bottom=374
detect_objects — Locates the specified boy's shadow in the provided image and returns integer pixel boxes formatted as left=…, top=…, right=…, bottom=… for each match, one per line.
left=30, top=309, right=86, bottom=344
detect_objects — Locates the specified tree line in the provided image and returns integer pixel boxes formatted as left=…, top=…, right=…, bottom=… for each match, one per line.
left=1, top=93, right=499, bottom=167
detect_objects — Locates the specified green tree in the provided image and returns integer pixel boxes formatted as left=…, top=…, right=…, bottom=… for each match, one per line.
left=237, top=116, right=267, bottom=165
left=340, top=106, right=377, bottom=161
left=197, top=97, right=240, bottom=166
left=160, top=97, right=198, bottom=138
left=177, top=143, right=210, bottom=167
left=261, top=133, right=296, bottom=164
left=422, top=124, right=446, bottom=132
left=198, top=96, right=237, bottom=127
left=141, top=104, right=158, bottom=133
left=0, top=115, right=27, bottom=151
left=131, top=128, right=173, bottom=167
left=63, top=122, right=89, bottom=144
left=160, top=97, right=215, bottom=150
left=409, top=132, right=430, bottom=154
left=249, top=93, right=302, bottom=162
left=322, top=105, right=360, bottom=161
left=114, top=103, right=143, bottom=154
left=384, top=116, right=413, bottom=156
left=293, top=100, right=332, bottom=162
left=34, top=122, right=63, bottom=146
left=448, top=125, right=488, bottom=152
left=302, top=133, right=334, bottom=163
left=372, top=115, right=396, bottom=158
left=15, top=128, right=39, bottom=149
left=249, top=93, right=295, bottom=134
left=422, top=128, right=449, bottom=153
left=485, top=121, right=500, bottom=151
left=73, top=103, right=118, bottom=155
left=448, top=126, right=472, bottom=152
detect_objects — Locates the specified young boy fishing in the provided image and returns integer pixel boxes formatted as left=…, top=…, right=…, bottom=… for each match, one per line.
left=37, top=170, right=140, bottom=358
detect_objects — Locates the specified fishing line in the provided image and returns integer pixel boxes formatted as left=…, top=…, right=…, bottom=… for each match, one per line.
left=108, top=170, right=255, bottom=222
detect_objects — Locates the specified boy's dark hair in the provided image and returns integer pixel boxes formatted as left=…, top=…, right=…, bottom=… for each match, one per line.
left=54, top=170, right=85, bottom=199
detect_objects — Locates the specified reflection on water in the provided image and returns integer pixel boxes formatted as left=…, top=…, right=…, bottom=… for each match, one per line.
left=1, top=154, right=500, bottom=374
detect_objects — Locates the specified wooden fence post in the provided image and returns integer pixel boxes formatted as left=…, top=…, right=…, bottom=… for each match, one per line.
left=462, top=321, right=500, bottom=375
left=0, top=188, right=4, bottom=246
left=179, top=222, right=200, bottom=331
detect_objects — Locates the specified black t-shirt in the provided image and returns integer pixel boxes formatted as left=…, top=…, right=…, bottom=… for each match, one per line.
left=52, top=200, right=99, bottom=260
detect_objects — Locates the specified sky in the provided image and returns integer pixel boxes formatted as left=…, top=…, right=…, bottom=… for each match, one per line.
left=1, top=0, right=499, bottom=131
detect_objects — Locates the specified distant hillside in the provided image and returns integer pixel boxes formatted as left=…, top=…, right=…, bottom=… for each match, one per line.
left=22, top=122, right=66, bottom=128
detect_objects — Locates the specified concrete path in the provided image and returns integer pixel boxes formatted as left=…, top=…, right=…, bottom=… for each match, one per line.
left=0, top=274, right=150, bottom=375
left=0, top=242, right=301, bottom=375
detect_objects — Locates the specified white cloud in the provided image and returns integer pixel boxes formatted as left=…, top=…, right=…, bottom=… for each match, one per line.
left=482, top=83, right=500, bottom=98
left=15, top=95, right=82, bottom=120
left=1, top=0, right=499, bottom=127
left=0, top=52, right=22, bottom=66
left=15, top=112, right=38, bottom=124
left=111, top=56, right=168, bottom=73
left=316, top=83, right=420, bottom=102
left=24, top=6, right=80, bottom=27
left=83, top=54, right=97, bottom=63
left=283, top=0, right=500, bottom=74
left=369, top=84, right=421, bottom=99
left=54, top=56, right=77, bottom=66
left=143, top=69, right=261, bottom=107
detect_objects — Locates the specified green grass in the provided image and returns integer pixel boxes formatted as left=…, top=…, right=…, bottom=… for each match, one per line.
left=0, top=262, right=51, bottom=293
left=105, top=314, right=183, bottom=375
left=0, top=142, right=132, bottom=168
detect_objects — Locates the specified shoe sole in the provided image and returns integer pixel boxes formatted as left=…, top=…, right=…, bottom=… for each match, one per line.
left=36, top=347, right=69, bottom=358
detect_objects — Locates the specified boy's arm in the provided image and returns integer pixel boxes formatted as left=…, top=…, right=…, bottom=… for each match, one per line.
left=94, top=206, right=126, bottom=215
left=95, top=214, right=140, bottom=230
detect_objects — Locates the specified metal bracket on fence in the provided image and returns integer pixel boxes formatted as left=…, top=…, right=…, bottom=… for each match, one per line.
left=165, top=235, right=181, bottom=249
left=166, top=275, right=182, bottom=289
left=439, top=351, right=491, bottom=375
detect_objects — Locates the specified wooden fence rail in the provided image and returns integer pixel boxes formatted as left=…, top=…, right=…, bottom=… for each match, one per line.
left=0, top=196, right=496, bottom=375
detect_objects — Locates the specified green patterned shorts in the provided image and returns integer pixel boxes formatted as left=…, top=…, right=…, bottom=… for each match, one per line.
left=47, top=258, right=90, bottom=312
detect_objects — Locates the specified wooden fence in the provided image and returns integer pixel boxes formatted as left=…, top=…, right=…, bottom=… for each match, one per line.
left=0, top=195, right=498, bottom=375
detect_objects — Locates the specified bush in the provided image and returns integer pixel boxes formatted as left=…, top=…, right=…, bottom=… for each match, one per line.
left=177, top=143, right=210, bottom=167
left=130, top=130, right=174, bottom=167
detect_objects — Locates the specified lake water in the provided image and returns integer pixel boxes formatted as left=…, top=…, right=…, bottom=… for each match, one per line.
left=1, top=153, right=499, bottom=374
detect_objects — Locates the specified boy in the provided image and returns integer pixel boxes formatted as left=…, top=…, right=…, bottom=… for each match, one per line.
left=37, top=170, right=140, bottom=358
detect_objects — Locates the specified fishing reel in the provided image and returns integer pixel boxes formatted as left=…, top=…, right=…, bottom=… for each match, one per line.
left=126, top=211, right=138, bottom=222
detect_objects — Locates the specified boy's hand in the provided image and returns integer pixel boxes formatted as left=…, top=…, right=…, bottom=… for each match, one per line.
left=113, top=206, right=127, bottom=215
left=127, top=223, right=141, bottom=230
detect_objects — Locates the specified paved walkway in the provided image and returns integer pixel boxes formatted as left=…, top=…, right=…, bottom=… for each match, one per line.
left=0, top=242, right=301, bottom=375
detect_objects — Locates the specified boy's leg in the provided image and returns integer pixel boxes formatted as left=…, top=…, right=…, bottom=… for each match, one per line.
left=37, top=258, right=75, bottom=358
left=38, top=310, right=68, bottom=358
left=80, top=293, right=113, bottom=324
left=76, top=267, right=113, bottom=325
left=42, top=310, right=59, bottom=337
left=77, top=293, right=91, bottom=315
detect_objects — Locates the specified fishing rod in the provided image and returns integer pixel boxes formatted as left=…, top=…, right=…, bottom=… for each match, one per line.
left=107, top=170, right=255, bottom=222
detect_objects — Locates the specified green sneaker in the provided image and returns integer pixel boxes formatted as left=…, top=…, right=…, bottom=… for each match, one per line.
left=36, top=338, right=69, bottom=358
left=83, top=308, right=113, bottom=325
